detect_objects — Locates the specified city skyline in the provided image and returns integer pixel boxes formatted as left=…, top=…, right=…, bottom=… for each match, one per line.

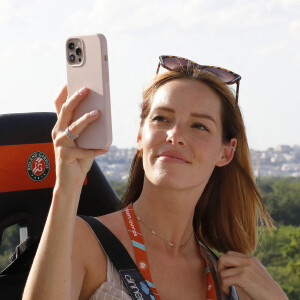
left=96, top=144, right=300, bottom=181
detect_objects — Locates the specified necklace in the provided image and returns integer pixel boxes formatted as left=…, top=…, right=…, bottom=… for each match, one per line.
left=135, top=215, right=194, bottom=248
left=123, top=204, right=217, bottom=300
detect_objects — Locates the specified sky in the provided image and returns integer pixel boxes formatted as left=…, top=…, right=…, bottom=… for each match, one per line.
left=1, top=0, right=299, bottom=151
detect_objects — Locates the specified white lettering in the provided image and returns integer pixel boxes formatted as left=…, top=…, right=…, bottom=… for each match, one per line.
left=134, top=291, right=143, bottom=299
left=124, top=274, right=144, bottom=299
left=125, top=208, right=138, bottom=236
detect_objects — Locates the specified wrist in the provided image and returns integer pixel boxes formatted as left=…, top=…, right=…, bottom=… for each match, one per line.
left=52, top=183, right=82, bottom=210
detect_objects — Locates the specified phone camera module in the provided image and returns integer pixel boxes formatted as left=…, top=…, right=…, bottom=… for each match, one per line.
left=68, top=42, right=75, bottom=50
left=67, top=38, right=83, bottom=65
left=76, top=48, right=82, bottom=56
left=69, top=54, right=75, bottom=63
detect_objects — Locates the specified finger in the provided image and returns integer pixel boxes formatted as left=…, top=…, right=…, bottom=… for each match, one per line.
left=220, top=274, right=242, bottom=295
left=63, top=147, right=109, bottom=161
left=65, top=109, right=100, bottom=142
left=57, top=87, right=89, bottom=128
left=225, top=251, right=248, bottom=258
left=218, top=252, right=249, bottom=273
left=219, top=265, right=242, bottom=280
left=79, top=148, right=109, bottom=159
left=55, top=85, right=68, bottom=115
left=218, top=264, right=248, bottom=296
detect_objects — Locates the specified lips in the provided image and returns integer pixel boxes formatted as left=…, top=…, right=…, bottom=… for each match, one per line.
left=157, top=151, right=191, bottom=163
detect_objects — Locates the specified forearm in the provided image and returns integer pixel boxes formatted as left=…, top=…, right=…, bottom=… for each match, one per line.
left=22, top=185, right=82, bottom=300
left=23, top=84, right=107, bottom=299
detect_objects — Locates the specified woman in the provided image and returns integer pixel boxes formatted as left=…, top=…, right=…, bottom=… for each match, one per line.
left=23, top=56, right=288, bottom=300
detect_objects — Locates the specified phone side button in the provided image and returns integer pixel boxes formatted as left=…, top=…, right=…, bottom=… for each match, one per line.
left=105, top=64, right=109, bottom=81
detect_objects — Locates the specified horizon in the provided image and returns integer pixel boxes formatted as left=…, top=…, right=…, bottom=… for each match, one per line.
left=107, top=143, right=300, bottom=152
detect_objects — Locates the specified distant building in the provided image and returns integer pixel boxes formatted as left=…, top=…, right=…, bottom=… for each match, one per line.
left=96, top=145, right=300, bottom=181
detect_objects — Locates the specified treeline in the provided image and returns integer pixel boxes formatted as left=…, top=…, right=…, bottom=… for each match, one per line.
left=0, top=177, right=299, bottom=298
left=257, top=177, right=300, bottom=225
left=254, top=226, right=300, bottom=298
left=112, top=177, right=300, bottom=226
left=255, top=177, right=300, bottom=298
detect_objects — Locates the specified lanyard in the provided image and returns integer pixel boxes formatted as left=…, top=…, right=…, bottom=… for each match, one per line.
left=122, top=204, right=217, bottom=300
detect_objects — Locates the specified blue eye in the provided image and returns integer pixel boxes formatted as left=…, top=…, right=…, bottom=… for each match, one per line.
left=192, top=123, right=209, bottom=131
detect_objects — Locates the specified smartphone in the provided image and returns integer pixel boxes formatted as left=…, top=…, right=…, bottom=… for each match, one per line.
left=66, top=34, right=112, bottom=149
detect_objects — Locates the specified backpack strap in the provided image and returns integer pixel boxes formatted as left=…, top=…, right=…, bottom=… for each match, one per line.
left=78, top=215, right=157, bottom=300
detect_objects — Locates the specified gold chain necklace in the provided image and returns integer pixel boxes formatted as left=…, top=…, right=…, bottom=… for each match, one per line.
left=136, top=215, right=194, bottom=248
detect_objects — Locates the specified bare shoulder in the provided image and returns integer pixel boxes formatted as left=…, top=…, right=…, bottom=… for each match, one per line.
left=97, top=210, right=134, bottom=259
left=72, top=210, right=133, bottom=300
left=71, top=216, right=107, bottom=299
left=97, top=210, right=126, bottom=237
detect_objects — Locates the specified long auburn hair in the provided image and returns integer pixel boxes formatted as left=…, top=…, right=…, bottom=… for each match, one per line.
left=120, top=70, right=273, bottom=254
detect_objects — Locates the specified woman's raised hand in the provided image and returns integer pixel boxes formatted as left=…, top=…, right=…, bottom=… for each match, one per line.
left=52, top=86, right=108, bottom=188
left=218, top=251, right=288, bottom=300
left=22, top=86, right=106, bottom=300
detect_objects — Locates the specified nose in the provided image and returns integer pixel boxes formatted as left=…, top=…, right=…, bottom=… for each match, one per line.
left=166, top=125, right=185, bottom=146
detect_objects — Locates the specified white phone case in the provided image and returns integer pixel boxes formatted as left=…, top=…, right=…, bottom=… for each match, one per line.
left=66, top=34, right=112, bottom=149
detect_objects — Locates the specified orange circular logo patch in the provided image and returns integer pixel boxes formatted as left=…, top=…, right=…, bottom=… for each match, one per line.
left=27, top=151, right=50, bottom=181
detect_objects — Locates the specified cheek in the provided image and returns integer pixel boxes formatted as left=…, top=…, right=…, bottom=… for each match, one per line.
left=193, top=136, right=224, bottom=163
left=140, top=127, right=157, bottom=167
left=141, top=125, right=165, bottom=150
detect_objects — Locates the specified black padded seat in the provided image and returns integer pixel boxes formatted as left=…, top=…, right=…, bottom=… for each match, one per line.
left=0, top=112, right=120, bottom=299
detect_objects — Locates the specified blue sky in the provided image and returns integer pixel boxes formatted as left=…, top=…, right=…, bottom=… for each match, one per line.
left=1, top=0, right=299, bottom=150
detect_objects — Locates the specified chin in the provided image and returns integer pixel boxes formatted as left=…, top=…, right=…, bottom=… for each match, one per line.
left=148, top=169, right=195, bottom=190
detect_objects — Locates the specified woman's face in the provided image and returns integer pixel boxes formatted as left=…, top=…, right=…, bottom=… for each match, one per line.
left=138, top=78, right=236, bottom=190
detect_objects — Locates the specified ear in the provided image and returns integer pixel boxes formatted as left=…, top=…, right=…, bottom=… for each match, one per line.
left=136, top=129, right=143, bottom=152
left=216, top=138, right=237, bottom=167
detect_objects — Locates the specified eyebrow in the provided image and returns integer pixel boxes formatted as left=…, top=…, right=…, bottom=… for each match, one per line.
left=153, top=106, right=217, bottom=124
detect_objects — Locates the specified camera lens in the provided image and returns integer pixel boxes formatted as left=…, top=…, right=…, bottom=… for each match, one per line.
left=69, top=54, right=75, bottom=63
left=68, top=42, right=75, bottom=50
left=76, top=47, right=82, bottom=56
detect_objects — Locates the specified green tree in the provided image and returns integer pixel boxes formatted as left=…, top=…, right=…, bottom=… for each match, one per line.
left=109, top=180, right=127, bottom=199
left=255, top=226, right=300, bottom=299
left=280, top=227, right=300, bottom=298
left=0, top=224, right=19, bottom=271
left=257, top=177, right=300, bottom=225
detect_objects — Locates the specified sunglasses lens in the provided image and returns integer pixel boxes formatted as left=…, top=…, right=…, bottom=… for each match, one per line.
left=204, top=67, right=237, bottom=83
left=160, top=56, right=240, bottom=87
left=163, top=57, right=195, bottom=72
left=163, top=58, right=238, bottom=83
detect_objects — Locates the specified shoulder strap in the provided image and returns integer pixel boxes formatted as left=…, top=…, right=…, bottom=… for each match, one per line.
left=78, top=215, right=157, bottom=300
left=199, top=241, right=239, bottom=300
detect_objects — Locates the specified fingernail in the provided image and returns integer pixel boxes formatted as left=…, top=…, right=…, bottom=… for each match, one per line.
left=90, top=109, right=99, bottom=116
left=78, top=87, right=87, bottom=95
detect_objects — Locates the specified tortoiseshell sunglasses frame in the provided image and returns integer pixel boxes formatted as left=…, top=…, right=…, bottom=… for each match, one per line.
left=156, top=55, right=242, bottom=103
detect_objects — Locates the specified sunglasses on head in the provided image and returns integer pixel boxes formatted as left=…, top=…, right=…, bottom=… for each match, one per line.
left=156, top=55, right=242, bottom=102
